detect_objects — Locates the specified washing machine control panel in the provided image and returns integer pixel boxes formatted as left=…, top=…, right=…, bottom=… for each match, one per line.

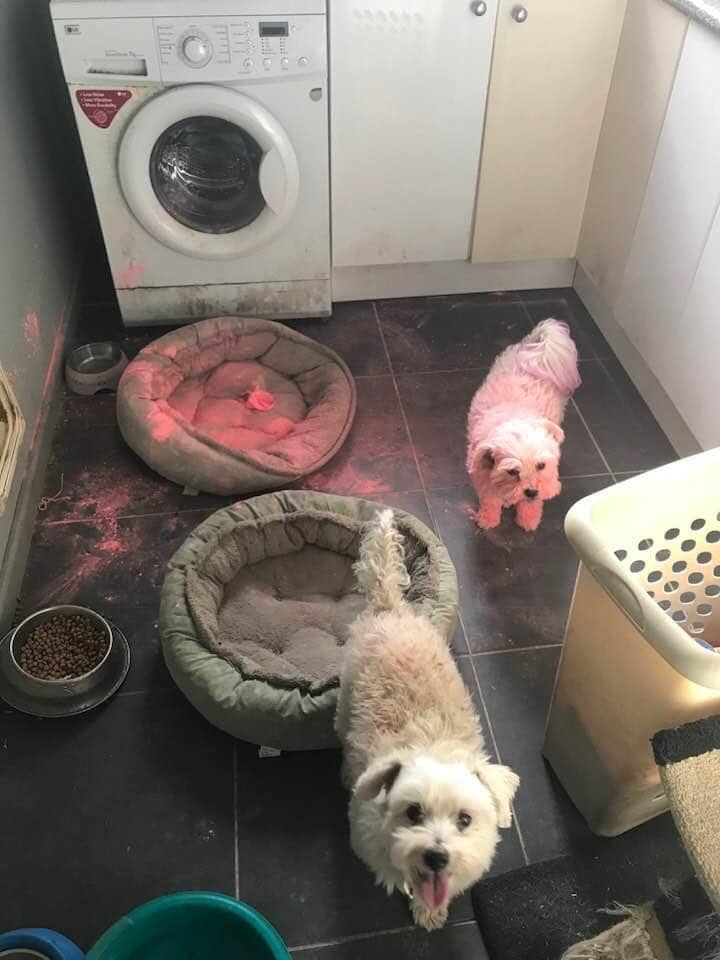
left=155, top=15, right=326, bottom=82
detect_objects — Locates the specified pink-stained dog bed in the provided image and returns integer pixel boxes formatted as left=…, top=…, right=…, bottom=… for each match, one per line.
left=116, top=317, right=356, bottom=495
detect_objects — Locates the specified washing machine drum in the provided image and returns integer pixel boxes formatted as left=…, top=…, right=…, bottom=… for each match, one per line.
left=119, top=85, right=300, bottom=260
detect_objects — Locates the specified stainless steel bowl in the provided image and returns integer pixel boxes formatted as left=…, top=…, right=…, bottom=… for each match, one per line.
left=65, top=342, right=128, bottom=396
left=8, top=605, right=114, bottom=702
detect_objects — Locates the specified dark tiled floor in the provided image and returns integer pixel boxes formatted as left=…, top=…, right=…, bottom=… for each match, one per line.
left=1, top=275, right=683, bottom=956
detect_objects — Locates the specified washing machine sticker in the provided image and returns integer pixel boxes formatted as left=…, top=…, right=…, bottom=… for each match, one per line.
left=76, top=90, right=132, bottom=129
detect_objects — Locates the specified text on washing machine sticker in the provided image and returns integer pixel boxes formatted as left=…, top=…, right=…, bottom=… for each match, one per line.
left=76, top=89, right=132, bottom=129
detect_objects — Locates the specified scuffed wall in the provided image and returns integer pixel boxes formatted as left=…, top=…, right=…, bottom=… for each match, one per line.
left=0, top=0, right=92, bottom=615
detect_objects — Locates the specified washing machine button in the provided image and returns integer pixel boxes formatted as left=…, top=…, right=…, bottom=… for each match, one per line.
left=182, top=34, right=212, bottom=66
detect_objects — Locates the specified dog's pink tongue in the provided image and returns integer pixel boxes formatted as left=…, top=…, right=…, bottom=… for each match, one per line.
left=419, top=872, right=450, bottom=910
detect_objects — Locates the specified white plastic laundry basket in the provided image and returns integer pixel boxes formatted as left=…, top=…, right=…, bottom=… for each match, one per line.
left=543, top=448, right=720, bottom=836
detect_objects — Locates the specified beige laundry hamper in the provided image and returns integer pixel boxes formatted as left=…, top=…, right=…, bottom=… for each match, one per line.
left=543, top=448, right=720, bottom=836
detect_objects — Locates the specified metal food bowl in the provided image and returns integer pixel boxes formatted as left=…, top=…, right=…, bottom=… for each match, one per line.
left=65, top=342, right=128, bottom=396
left=0, top=605, right=131, bottom=717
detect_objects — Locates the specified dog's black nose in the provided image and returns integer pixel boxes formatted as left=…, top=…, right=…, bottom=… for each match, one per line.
left=524, top=489, right=538, bottom=499
left=423, top=848, right=449, bottom=873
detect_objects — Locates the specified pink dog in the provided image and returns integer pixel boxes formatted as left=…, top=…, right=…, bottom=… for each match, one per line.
left=466, top=319, right=581, bottom=532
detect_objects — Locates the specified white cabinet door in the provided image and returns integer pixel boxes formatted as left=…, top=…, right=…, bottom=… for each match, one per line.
left=330, top=1, right=497, bottom=268
left=671, top=202, right=720, bottom=449
left=472, top=0, right=626, bottom=263
left=614, top=20, right=720, bottom=450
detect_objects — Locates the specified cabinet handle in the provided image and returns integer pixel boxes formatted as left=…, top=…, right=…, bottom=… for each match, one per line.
left=511, top=5, right=528, bottom=21
left=470, top=0, right=488, bottom=14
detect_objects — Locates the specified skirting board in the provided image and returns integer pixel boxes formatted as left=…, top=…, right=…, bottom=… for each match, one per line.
left=574, top=262, right=701, bottom=458
left=331, top=257, right=575, bottom=301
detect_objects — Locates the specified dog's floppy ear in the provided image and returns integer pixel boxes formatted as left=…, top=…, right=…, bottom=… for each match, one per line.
left=541, top=420, right=565, bottom=445
left=472, top=446, right=495, bottom=473
left=475, top=762, right=520, bottom=829
left=354, top=758, right=402, bottom=801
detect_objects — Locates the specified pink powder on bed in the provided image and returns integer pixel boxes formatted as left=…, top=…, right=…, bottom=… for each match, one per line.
left=246, top=388, right=275, bottom=412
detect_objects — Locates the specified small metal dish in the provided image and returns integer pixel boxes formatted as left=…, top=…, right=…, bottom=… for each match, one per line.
left=0, top=606, right=130, bottom=718
left=65, top=342, right=128, bottom=396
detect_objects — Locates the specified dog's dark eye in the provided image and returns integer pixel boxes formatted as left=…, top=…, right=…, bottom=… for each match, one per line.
left=458, top=812, right=472, bottom=830
left=406, top=803, right=424, bottom=824
left=536, top=462, right=546, bottom=471
left=506, top=468, right=520, bottom=478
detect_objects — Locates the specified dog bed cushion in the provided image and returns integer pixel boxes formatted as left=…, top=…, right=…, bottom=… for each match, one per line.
left=117, top=317, right=356, bottom=495
left=160, top=491, right=458, bottom=750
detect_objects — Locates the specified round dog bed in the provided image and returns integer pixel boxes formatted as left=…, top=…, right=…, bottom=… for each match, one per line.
left=159, top=492, right=458, bottom=750
left=117, top=317, right=356, bottom=495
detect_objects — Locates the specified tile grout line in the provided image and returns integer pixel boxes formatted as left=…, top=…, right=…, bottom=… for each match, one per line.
left=372, top=302, right=444, bottom=547
left=233, top=742, right=240, bottom=900
left=466, top=650, right=529, bottom=867
left=37, top=490, right=429, bottom=527
left=290, top=919, right=478, bottom=953
left=569, top=396, right=616, bottom=483
left=469, top=642, right=563, bottom=657
left=375, top=299, right=528, bottom=864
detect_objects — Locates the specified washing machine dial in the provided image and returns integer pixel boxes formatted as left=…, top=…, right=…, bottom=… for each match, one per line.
left=180, top=32, right=213, bottom=67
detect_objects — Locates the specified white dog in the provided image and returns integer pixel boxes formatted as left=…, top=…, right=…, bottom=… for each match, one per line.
left=466, top=318, right=581, bottom=532
left=335, top=511, right=520, bottom=930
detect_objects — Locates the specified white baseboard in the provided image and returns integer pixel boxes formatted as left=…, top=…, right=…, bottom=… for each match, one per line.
left=573, top=262, right=701, bottom=458
left=331, top=258, right=575, bottom=301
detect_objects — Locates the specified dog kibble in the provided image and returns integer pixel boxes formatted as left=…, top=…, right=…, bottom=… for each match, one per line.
left=18, top=614, right=109, bottom=680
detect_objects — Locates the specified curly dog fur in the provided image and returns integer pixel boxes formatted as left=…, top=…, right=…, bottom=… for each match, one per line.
left=336, top=510, right=520, bottom=930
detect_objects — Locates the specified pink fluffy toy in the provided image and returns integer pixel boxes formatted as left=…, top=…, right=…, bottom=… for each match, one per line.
left=466, top=318, right=581, bottom=532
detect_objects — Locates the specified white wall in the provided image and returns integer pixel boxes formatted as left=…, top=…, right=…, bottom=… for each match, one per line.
left=0, top=0, right=90, bottom=622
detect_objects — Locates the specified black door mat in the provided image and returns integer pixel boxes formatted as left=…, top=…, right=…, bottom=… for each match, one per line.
left=471, top=815, right=692, bottom=960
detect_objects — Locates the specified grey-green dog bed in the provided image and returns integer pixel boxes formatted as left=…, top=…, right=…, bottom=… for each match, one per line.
left=117, top=316, right=356, bottom=496
left=160, top=491, right=458, bottom=750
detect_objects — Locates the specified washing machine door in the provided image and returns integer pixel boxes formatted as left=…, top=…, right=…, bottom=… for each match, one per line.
left=118, top=84, right=300, bottom=260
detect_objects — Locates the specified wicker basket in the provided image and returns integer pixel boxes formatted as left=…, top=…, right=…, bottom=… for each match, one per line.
left=544, top=449, right=720, bottom=836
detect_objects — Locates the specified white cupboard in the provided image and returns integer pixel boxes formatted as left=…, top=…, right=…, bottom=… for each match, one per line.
left=330, top=0, right=498, bottom=268
left=613, top=20, right=720, bottom=450
left=471, top=0, right=626, bottom=263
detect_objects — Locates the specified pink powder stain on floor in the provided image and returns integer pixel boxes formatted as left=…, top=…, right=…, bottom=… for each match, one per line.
left=41, top=519, right=142, bottom=604
left=24, top=312, right=41, bottom=357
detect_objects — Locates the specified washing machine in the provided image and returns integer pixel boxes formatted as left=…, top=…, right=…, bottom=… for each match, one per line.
left=51, top=0, right=330, bottom=325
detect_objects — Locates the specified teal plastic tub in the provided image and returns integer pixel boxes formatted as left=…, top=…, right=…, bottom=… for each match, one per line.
left=86, top=893, right=290, bottom=960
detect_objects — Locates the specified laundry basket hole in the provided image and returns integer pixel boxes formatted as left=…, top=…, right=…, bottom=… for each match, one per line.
left=681, top=539, right=696, bottom=552
left=630, top=560, right=645, bottom=573
left=658, top=599, right=671, bottom=611
left=672, top=560, right=687, bottom=573
left=672, top=610, right=687, bottom=622
left=655, top=548, right=671, bottom=561
left=707, top=530, right=720, bottom=543
left=638, top=538, right=653, bottom=551
left=614, top=549, right=627, bottom=561
left=698, top=551, right=712, bottom=564
left=690, top=622, right=705, bottom=635
left=680, top=591, right=695, bottom=604
left=689, top=572, right=704, bottom=585
left=697, top=603, right=713, bottom=616
left=648, top=570, right=662, bottom=583
left=663, top=580, right=679, bottom=593
left=664, top=528, right=680, bottom=540
left=705, top=584, right=720, bottom=598
left=714, top=565, right=720, bottom=577
left=647, top=590, right=655, bottom=599
left=691, top=518, right=706, bottom=530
